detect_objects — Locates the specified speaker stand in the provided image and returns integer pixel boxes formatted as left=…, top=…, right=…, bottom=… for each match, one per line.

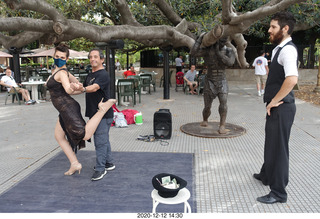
left=180, top=122, right=246, bottom=138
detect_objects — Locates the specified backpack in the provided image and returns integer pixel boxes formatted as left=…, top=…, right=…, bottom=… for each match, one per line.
left=113, top=112, right=128, bottom=128
left=112, top=105, right=139, bottom=126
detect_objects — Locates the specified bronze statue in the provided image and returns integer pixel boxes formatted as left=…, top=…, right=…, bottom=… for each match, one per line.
left=191, top=34, right=236, bottom=134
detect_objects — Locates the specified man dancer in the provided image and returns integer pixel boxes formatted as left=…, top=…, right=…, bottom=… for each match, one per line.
left=83, top=48, right=115, bottom=181
left=254, top=11, right=298, bottom=204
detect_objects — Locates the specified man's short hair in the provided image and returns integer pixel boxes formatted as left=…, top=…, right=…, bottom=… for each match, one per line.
left=271, top=11, right=296, bottom=35
left=88, top=48, right=104, bottom=59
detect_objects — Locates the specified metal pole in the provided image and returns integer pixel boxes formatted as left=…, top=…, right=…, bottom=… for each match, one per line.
left=96, top=40, right=124, bottom=99
left=163, top=49, right=170, bottom=99
left=9, top=47, right=21, bottom=83
left=106, top=47, right=116, bottom=98
left=127, top=51, right=129, bottom=70
left=314, top=56, right=320, bottom=92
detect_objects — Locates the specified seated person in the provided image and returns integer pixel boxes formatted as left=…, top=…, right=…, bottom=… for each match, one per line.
left=123, top=66, right=136, bottom=79
left=0, top=67, right=35, bottom=105
left=183, top=65, right=198, bottom=94
left=0, top=67, right=5, bottom=91
left=198, top=67, right=207, bottom=77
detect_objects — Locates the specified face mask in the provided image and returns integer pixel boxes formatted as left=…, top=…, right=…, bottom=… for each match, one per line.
left=54, top=58, right=67, bottom=68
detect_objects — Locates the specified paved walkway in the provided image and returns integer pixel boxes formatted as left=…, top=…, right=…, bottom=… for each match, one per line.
left=0, top=81, right=319, bottom=213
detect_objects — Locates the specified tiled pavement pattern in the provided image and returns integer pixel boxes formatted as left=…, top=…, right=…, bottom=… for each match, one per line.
left=0, top=81, right=319, bottom=213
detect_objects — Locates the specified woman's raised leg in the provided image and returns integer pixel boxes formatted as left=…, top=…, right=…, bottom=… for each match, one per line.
left=83, top=98, right=116, bottom=140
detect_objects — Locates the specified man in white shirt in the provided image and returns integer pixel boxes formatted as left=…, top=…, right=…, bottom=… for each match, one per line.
left=183, top=65, right=198, bottom=94
left=253, top=11, right=298, bottom=205
left=175, top=55, right=184, bottom=73
left=0, top=68, right=35, bottom=105
left=252, top=50, right=269, bottom=96
left=115, top=59, right=121, bottom=73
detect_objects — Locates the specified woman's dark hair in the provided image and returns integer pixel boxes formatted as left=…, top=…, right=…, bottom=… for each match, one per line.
left=55, top=43, right=70, bottom=58
left=271, top=11, right=296, bottom=35
left=88, top=48, right=104, bottom=59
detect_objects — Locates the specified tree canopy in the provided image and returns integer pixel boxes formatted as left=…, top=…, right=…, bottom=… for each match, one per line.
left=1, top=0, right=319, bottom=67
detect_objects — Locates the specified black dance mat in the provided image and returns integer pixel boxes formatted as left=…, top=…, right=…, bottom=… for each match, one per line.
left=0, top=151, right=195, bottom=213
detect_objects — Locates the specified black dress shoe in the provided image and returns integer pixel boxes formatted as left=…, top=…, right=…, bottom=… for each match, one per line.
left=257, top=194, right=286, bottom=204
left=253, top=173, right=269, bottom=186
left=253, top=173, right=261, bottom=180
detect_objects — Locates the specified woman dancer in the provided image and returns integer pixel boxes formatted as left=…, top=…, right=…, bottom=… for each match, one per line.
left=46, top=44, right=116, bottom=175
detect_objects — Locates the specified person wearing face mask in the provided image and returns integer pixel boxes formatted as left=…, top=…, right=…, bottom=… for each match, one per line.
left=253, top=12, right=298, bottom=204
left=46, top=44, right=116, bottom=176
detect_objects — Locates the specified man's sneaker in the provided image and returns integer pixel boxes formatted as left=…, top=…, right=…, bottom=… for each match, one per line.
left=258, top=91, right=261, bottom=96
left=93, top=163, right=116, bottom=171
left=105, top=163, right=115, bottom=171
left=91, top=169, right=107, bottom=181
left=25, top=100, right=33, bottom=105
left=31, top=100, right=36, bottom=104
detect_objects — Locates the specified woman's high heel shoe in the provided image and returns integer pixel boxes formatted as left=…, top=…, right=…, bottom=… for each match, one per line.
left=98, top=99, right=117, bottom=113
left=64, top=161, right=82, bottom=175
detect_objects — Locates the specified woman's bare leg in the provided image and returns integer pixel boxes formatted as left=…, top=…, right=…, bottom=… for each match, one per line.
left=55, top=119, right=82, bottom=175
left=83, top=99, right=116, bottom=140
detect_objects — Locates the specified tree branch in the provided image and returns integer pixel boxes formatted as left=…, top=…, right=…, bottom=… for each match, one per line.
left=109, top=0, right=194, bottom=48
left=295, top=22, right=318, bottom=31
left=0, top=17, right=194, bottom=49
left=4, top=0, right=68, bottom=35
left=0, top=31, right=45, bottom=49
left=0, top=18, right=54, bottom=32
left=151, top=0, right=200, bottom=32
left=229, top=33, right=249, bottom=68
left=229, top=0, right=305, bottom=26
left=112, top=0, right=142, bottom=26
left=221, top=0, right=236, bottom=25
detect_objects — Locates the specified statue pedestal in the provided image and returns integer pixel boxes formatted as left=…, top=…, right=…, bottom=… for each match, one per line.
left=180, top=122, right=246, bottom=138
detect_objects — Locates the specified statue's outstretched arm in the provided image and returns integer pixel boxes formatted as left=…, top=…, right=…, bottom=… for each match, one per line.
left=190, top=33, right=207, bottom=57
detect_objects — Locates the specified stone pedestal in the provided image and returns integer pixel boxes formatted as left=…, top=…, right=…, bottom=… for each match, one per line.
left=180, top=122, right=246, bottom=138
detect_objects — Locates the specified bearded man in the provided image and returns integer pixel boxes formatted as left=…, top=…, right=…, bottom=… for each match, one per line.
left=253, top=11, right=299, bottom=204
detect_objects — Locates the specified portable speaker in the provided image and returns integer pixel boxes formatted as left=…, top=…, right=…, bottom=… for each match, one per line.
left=153, top=109, right=172, bottom=139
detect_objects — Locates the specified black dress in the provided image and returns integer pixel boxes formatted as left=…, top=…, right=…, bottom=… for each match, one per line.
left=47, top=68, right=86, bottom=152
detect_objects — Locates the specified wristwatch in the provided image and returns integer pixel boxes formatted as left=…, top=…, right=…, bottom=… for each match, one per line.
left=83, top=87, right=86, bottom=93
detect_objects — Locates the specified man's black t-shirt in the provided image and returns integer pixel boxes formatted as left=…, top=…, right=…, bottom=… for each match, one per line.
left=84, top=68, right=113, bottom=119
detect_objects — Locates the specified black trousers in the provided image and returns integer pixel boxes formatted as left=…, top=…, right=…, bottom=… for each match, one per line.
left=176, top=66, right=182, bottom=73
left=259, top=102, right=296, bottom=200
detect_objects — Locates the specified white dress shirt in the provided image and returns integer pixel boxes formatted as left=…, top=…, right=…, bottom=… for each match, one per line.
left=271, top=37, right=299, bottom=78
left=0, top=75, right=18, bottom=92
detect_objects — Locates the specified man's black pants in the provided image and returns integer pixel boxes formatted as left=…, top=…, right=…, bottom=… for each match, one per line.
left=259, top=102, right=296, bottom=201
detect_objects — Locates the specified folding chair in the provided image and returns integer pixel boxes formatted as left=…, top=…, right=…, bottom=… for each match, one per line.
left=117, top=79, right=136, bottom=106
left=5, top=87, right=22, bottom=105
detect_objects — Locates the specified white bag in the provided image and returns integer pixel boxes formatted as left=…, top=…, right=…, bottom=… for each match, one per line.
left=114, top=112, right=128, bottom=128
